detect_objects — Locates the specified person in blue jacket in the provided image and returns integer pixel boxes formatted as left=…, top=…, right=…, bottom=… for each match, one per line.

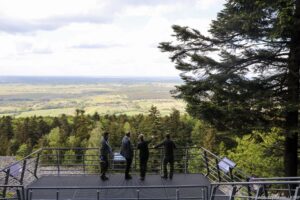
left=120, top=132, right=134, bottom=180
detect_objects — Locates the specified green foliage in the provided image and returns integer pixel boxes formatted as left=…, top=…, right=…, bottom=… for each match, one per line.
left=47, top=128, right=61, bottom=147
left=159, top=0, right=300, bottom=176
left=228, top=128, right=284, bottom=177
left=0, top=107, right=288, bottom=177
left=16, top=143, right=30, bottom=159
left=87, top=123, right=103, bottom=148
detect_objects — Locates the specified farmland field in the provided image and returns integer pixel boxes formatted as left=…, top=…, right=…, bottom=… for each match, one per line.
left=0, top=76, right=186, bottom=117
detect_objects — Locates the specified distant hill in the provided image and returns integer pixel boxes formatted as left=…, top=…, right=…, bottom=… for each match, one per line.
left=0, top=76, right=182, bottom=85
left=0, top=76, right=185, bottom=117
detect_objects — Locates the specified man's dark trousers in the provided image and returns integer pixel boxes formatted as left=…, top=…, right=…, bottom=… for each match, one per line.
left=140, top=158, right=148, bottom=178
left=125, top=158, right=133, bottom=178
left=101, top=155, right=109, bottom=176
left=163, top=157, right=174, bottom=178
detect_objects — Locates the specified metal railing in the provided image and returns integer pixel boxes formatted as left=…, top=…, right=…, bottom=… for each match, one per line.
left=3, top=146, right=300, bottom=200
left=0, top=149, right=42, bottom=200
left=210, top=181, right=300, bottom=200
left=26, top=185, right=208, bottom=200
left=0, top=185, right=25, bottom=200
left=37, top=147, right=206, bottom=175
left=199, top=147, right=249, bottom=183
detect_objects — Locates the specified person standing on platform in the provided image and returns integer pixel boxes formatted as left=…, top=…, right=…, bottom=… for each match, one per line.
left=120, top=132, right=134, bottom=180
left=137, top=134, right=154, bottom=181
left=155, top=134, right=176, bottom=179
left=100, top=131, right=112, bottom=181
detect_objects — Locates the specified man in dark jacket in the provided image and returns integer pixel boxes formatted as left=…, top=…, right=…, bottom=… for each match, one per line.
left=100, top=131, right=112, bottom=181
left=155, top=134, right=176, bottom=179
left=120, top=132, right=134, bottom=180
left=137, top=134, right=153, bottom=180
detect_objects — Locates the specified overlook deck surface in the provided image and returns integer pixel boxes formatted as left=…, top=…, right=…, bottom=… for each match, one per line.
left=27, top=174, right=215, bottom=200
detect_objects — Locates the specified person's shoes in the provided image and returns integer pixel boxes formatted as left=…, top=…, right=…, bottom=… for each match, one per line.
left=125, top=174, right=132, bottom=180
left=169, top=176, right=173, bottom=180
left=161, top=175, right=167, bottom=179
left=101, top=175, right=109, bottom=181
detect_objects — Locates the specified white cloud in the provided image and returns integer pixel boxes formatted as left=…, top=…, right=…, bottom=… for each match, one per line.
left=0, top=0, right=225, bottom=77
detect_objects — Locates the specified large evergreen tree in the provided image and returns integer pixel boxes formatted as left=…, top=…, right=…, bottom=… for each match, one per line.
left=159, top=0, right=300, bottom=176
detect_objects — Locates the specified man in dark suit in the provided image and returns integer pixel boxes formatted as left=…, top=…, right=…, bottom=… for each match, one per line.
left=120, top=132, right=134, bottom=180
left=100, top=131, right=112, bottom=181
left=137, top=134, right=154, bottom=180
left=155, top=134, right=176, bottom=179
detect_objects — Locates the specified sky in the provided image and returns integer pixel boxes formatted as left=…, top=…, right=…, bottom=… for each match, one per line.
left=0, top=0, right=225, bottom=77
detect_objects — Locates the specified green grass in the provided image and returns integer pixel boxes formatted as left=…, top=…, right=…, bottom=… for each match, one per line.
left=0, top=82, right=186, bottom=117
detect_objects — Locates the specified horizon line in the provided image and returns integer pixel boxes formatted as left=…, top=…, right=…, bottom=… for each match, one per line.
left=0, top=75, right=180, bottom=78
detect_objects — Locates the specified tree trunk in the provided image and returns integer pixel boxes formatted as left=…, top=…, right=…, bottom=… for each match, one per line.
left=285, top=0, right=300, bottom=177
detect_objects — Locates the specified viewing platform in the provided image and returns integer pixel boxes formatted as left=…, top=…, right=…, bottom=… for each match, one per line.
left=1, top=147, right=299, bottom=200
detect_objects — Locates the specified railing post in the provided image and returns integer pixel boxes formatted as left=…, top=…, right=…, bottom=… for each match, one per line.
left=184, top=147, right=188, bottom=174
left=29, top=189, right=33, bottom=200
left=16, top=189, right=21, bottom=200
left=176, top=189, right=180, bottom=200
left=246, top=177, right=251, bottom=200
left=215, top=159, right=221, bottom=182
left=229, top=168, right=233, bottom=181
left=2, top=169, right=10, bottom=198
left=20, top=159, right=27, bottom=184
left=82, top=153, right=86, bottom=174
left=97, top=189, right=100, bottom=200
left=34, top=152, right=40, bottom=179
left=56, top=149, right=60, bottom=176
left=136, top=189, right=140, bottom=200
left=160, top=148, right=163, bottom=175
left=255, top=186, right=263, bottom=200
left=56, top=189, right=60, bottom=200
left=228, top=186, right=237, bottom=200
left=263, top=185, right=268, bottom=197
left=203, top=151, right=209, bottom=176
left=209, top=186, right=217, bottom=200
left=22, top=187, right=25, bottom=200
left=293, top=186, right=299, bottom=200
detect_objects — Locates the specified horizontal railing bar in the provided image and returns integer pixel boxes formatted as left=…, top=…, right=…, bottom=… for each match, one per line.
left=28, top=184, right=207, bottom=189
left=0, top=185, right=24, bottom=188
left=211, top=181, right=300, bottom=185
left=252, top=177, right=300, bottom=181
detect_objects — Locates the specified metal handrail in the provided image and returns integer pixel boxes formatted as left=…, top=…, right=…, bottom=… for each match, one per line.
left=211, top=181, right=300, bottom=185
left=0, top=149, right=42, bottom=173
left=0, top=185, right=25, bottom=200
left=251, top=177, right=300, bottom=181
left=27, top=185, right=208, bottom=200
left=210, top=181, right=300, bottom=200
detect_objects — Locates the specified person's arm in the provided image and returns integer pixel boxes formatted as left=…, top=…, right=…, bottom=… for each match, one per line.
left=173, top=141, right=177, bottom=149
left=154, top=140, right=165, bottom=148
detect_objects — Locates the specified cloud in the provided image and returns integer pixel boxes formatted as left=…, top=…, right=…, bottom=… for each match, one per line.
left=0, top=14, right=112, bottom=34
left=0, top=0, right=226, bottom=76
left=72, top=43, right=124, bottom=49
left=32, top=48, right=53, bottom=54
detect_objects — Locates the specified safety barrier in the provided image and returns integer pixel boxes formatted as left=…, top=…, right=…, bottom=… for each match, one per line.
left=26, top=185, right=208, bottom=200
left=210, top=180, right=300, bottom=200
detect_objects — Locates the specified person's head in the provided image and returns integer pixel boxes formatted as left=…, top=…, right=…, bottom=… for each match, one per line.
left=138, top=134, right=144, bottom=141
left=166, top=133, right=170, bottom=139
left=103, top=132, right=109, bottom=140
left=126, top=132, right=131, bottom=137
